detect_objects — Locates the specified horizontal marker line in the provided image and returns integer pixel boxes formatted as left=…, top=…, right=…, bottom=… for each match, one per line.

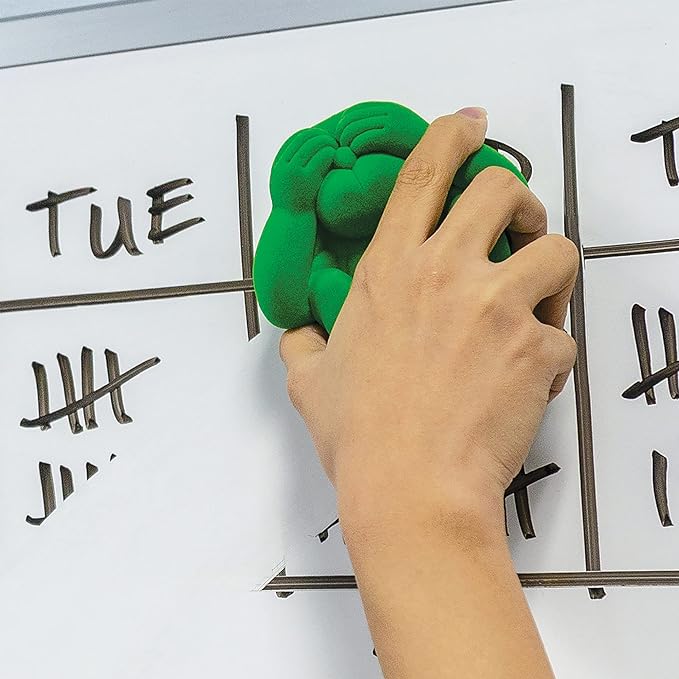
left=631, top=117, right=679, bottom=143
left=622, top=360, right=679, bottom=399
left=0, top=278, right=254, bottom=313
left=584, top=239, right=679, bottom=259
left=264, top=570, right=679, bottom=591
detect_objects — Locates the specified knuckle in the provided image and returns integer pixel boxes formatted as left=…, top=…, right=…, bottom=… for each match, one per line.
left=544, top=234, right=580, bottom=276
left=561, top=333, right=578, bottom=365
left=477, top=165, right=524, bottom=196
left=396, top=154, right=439, bottom=190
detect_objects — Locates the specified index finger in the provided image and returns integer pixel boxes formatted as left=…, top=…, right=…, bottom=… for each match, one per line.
left=368, top=108, right=488, bottom=254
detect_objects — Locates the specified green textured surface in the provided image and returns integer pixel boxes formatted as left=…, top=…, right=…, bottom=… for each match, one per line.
left=254, top=101, right=526, bottom=333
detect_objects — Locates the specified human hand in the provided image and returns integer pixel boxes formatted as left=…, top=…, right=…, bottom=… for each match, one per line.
left=279, top=107, right=579, bottom=540
left=270, top=128, right=338, bottom=213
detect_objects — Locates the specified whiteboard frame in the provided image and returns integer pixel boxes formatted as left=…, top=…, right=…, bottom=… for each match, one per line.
left=0, top=0, right=508, bottom=69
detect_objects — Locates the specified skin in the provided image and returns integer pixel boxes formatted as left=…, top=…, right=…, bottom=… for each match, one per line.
left=279, top=107, right=579, bottom=678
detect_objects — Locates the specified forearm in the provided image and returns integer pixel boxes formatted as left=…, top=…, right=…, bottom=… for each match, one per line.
left=341, top=484, right=554, bottom=679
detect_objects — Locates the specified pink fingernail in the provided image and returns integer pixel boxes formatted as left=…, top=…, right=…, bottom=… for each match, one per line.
left=457, top=106, right=487, bottom=119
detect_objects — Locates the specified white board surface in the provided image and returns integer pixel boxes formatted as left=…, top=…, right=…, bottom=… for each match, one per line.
left=2, top=0, right=679, bottom=676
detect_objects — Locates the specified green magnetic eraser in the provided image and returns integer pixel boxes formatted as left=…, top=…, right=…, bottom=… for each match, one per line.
left=253, top=101, right=527, bottom=334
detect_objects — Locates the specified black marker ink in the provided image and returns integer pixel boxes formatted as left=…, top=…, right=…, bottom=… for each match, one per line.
left=561, top=83, right=604, bottom=599
left=21, top=355, right=159, bottom=429
left=31, top=362, right=50, bottom=431
left=60, top=465, right=74, bottom=500
left=274, top=567, right=293, bottom=599
left=236, top=115, right=261, bottom=340
left=264, top=571, right=679, bottom=592
left=632, top=116, right=679, bottom=187
left=658, top=308, right=679, bottom=398
left=584, top=239, right=679, bottom=259
left=317, top=517, right=340, bottom=543
left=513, top=466, right=536, bottom=540
left=104, top=349, right=133, bottom=424
left=146, top=177, right=204, bottom=243
left=27, top=460, right=106, bottom=526
left=57, top=352, right=83, bottom=434
left=652, top=450, right=672, bottom=527
left=90, top=197, right=142, bottom=258
left=0, top=279, right=253, bottom=313
left=663, top=133, right=679, bottom=187
left=631, top=304, right=656, bottom=405
left=26, top=462, right=56, bottom=526
left=26, top=187, right=96, bottom=257
left=623, top=360, right=679, bottom=399
left=81, top=346, right=98, bottom=429
left=485, top=137, right=533, bottom=182
left=505, top=463, right=560, bottom=497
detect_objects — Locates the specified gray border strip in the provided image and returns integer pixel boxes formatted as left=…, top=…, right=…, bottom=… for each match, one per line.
left=0, top=1, right=152, bottom=23
left=0, top=0, right=510, bottom=70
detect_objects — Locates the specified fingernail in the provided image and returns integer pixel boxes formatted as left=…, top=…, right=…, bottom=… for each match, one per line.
left=457, top=106, right=487, bottom=119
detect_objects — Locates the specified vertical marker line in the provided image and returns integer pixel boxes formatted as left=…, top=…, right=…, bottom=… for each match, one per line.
left=631, top=304, right=656, bottom=405
left=561, top=84, right=605, bottom=600
left=236, top=115, right=261, bottom=341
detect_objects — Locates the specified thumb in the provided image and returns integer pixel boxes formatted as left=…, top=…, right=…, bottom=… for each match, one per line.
left=279, top=323, right=328, bottom=374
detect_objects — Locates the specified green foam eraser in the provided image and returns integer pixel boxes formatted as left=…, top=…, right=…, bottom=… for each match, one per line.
left=253, top=101, right=527, bottom=334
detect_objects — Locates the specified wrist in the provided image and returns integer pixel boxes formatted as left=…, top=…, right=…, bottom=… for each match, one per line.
left=337, top=464, right=507, bottom=561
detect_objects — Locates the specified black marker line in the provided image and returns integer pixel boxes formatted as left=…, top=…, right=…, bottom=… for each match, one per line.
left=90, top=198, right=142, bottom=258
left=513, top=466, right=536, bottom=540
left=505, top=463, right=560, bottom=496
left=652, top=450, right=672, bottom=527
left=263, top=571, right=679, bottom=591
left=57, top=353, right=83, bottom=434
left=60, top=465, right=74, bottom=500
left=236, top=115, right=261, bottom=341
left=104, top=349, right=133, bottom=424
left=26, top=187, right=97, bottom=257
left=146, top=178, right=193, bottom=199
left=274, top=567, right=294, bottom=599
left=148, top=217, right=205, bottom=243
left=81, top=347, right=98, bottom=429
left=20, top=356, right=159, bottom=429
left=31, top=361, right=51, bottom=431
left=631, top=116, right=679, bottom=143
left=622, top=361, right=679, bottom=399
left=148, top=193, right=194, bottom=215
left=584, top=239, right=679, bottom=259
left=0, top=279, right=253, bottom=313
left=561, top=83, right=604, bottom=600
left=663, top=133, right=679, bottom=187
left=146, top=178, right=204, bottom=243
left=631, top=304, right=656, bottom=405
left=485, top=137, right=533, bottom=181
left=26, top=462, right=56, bottom=526
left=317, top=517, right=340, bottom=543
left=658, top=308, right=679, bottom=398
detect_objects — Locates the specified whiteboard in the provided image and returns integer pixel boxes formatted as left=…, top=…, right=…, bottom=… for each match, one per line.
left=2, top=0, right=679, bottom=676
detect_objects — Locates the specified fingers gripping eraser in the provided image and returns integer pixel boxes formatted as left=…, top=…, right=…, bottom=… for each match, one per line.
left=253, top=101, right=527, bottom=334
